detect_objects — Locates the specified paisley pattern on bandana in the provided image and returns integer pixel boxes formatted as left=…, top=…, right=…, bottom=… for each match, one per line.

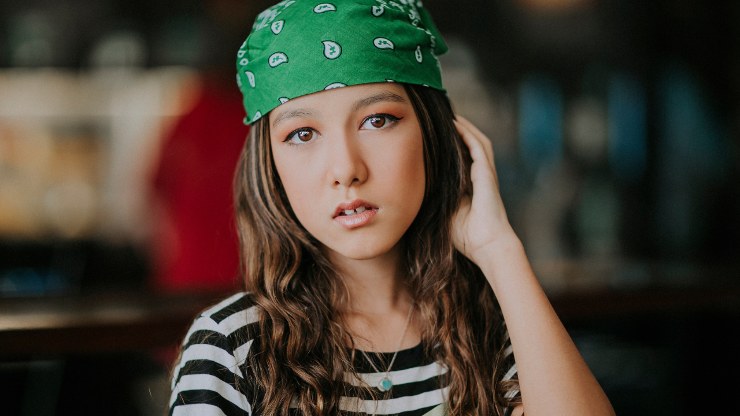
left=236, top=0, right=447, bottom=124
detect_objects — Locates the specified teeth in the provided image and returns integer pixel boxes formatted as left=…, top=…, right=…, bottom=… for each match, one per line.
left=341, top=206, right=372, bottom=216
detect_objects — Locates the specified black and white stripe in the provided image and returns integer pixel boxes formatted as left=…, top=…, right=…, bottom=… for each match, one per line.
left=169, top=292, right=517, bottom=415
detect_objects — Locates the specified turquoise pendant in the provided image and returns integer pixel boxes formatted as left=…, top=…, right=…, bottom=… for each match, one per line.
left=378, top=377, right=393, bottom=392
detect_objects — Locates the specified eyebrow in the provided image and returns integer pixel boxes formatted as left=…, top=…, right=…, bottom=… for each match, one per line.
left=271, top=90, right=407, bottom=129
left=271, top=109, right=315, bottom=129
left=350, top=90, right=407, bottom=113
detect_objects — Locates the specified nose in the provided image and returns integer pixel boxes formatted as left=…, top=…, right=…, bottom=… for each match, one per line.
left=327, top=130, right=368, bottom=187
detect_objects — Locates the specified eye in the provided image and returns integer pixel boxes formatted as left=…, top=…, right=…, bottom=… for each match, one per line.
left=284, top=128, right=316, bottom=145
left=360, top=114, right=400, bottom=130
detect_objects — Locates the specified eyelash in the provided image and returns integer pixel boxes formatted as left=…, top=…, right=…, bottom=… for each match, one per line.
left=284, top=127, right=315, bottom=145
left=360, top=113, right=401, bottom=130
left=282, top=113, right=402, bottom=145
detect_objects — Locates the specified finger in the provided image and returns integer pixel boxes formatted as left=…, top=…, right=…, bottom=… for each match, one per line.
left=455, top=116, right=501, bottom=189
left=454, top=118, right=491, bottom=169
left=456, top=119, right=495, bottom=174
left=456, top=115, right=494, bottom=165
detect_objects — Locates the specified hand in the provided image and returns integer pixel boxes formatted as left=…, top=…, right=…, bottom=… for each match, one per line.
left=451, top=116, right=517, bottom=264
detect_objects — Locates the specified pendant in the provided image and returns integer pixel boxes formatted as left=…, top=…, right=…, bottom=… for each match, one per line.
left=378, top=377, right=393, bottom=392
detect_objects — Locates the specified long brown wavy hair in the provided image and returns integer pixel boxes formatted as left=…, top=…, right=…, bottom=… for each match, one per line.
left=233, top=84, right=521, bottom=414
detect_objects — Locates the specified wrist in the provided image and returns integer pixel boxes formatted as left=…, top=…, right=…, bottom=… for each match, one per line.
left=469, top=229, right=522, bottom=265
left=472, top=233, right=528, bottom=287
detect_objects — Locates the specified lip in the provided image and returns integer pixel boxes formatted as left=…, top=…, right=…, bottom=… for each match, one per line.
left=332, top=199, right=378, bottom=218
left=333, top=199, right=379, bottom=229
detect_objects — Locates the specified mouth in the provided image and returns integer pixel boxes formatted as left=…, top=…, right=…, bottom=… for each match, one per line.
left=333, top=200, right=378, bottom=218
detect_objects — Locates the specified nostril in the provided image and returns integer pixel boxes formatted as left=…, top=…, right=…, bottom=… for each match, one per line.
left=333, top=177, right=361, bottom=187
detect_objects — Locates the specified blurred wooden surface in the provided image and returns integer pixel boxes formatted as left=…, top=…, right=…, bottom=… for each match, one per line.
left=0, top=291, right=230, bottom=358
left=1, top=262, right=738, bottom=358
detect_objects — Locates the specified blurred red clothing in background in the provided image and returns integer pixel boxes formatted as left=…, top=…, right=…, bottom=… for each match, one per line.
left=152, top=77, right=248, bottom=293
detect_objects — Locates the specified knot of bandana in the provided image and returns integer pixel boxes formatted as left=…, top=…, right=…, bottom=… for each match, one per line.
left=236, top=0, right=448, bottom=124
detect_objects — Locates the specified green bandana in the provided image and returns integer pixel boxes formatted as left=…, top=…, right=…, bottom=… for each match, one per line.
left=236, top=0, right=448, bottom=124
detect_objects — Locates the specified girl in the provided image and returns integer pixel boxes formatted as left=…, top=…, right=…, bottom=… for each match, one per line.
left=169, top=1, right=615, bottom=415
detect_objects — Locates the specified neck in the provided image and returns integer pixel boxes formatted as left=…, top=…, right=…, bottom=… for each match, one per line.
left=327, top=243, right=420, bottom=352
left=328, top=244, right=412, bottom=315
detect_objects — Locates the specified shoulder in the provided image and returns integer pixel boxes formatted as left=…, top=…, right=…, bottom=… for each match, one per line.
left=169, top=292, right=261, bottom=415
left=176, top=292, right=262, bottom=363
left=185, top=292, right=260, bottom=339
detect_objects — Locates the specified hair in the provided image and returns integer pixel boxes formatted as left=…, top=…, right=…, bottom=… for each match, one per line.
left=233, top=83, right=521, bottom=414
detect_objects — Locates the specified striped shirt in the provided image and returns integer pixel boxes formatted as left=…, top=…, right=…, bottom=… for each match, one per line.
left=169, top=292, right=518, bottom=415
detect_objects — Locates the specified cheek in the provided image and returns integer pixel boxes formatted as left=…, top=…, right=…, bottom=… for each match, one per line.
left=273, top=154, right=315, bottom=218
left=393, top=132, right=426, bottom=197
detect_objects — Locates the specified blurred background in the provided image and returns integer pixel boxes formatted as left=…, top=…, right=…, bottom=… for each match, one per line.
left=0, top=0, right=738, bottom=414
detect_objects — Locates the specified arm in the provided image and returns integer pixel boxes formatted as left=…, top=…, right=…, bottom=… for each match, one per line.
left=452, top=116, right=615, bottom=416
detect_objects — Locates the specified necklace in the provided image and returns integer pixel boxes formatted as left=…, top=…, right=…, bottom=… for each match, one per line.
left=358, top=302, right=415, bottom=392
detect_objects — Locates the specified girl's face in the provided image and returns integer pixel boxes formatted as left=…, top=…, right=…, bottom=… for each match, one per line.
left=269, top=83, right=425, bottom=261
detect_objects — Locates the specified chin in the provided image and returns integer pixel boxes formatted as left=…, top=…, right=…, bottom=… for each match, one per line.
left=326, top=240, right=401, bottom=261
